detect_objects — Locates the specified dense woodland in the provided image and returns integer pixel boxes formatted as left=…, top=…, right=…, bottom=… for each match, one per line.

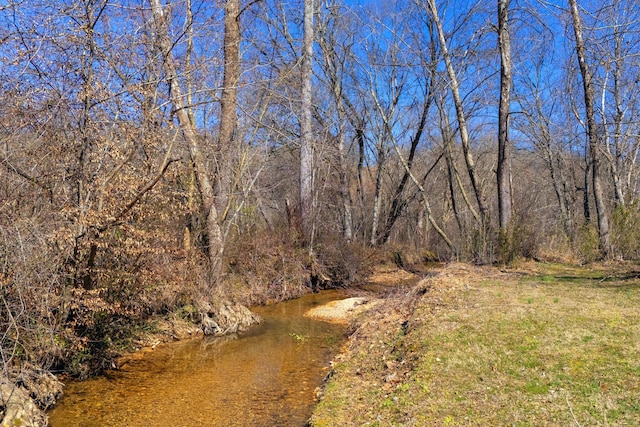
left=2, top=0, right=640, bottom=415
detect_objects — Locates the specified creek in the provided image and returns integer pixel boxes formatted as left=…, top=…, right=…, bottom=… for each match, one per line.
left=48, top=290, right=348, bottom=427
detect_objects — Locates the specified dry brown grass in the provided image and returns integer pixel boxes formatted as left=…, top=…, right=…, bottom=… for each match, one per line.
left=311, top=262, right=640, bottom=426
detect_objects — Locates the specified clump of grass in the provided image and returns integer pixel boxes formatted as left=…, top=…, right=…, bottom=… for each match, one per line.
left=289, top=332, right=307, bottom=342
left=311, top=263, right=640, bottom=426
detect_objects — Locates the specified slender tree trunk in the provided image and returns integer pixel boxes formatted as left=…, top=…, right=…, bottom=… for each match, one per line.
left=325, top=68, right=352, bottom=241
left=569, top=0, right=611, bottom=256
left=443, top=123, right=464, bottom=236
left=416, top=204, right=426, bottom=246
left=379, top=22, right=437, bottom=245
left=356, top=127, right=367, bottom=240
left=379, top=98, right=430, bottom=245
left=318, top=8, right=354, bottom=242
left=74, top=1, right=107, bottom=290
left=427, top=0, right=488, bottom=227
left=370, top=146, right=384, bottom=246
left=339, top=94, right=366, bottom=240
left=625, top=139, right=640, bottom=200
left=218, top=0, right=241, bottom=220
left=544, top=143, right=572, bottom=238
left=611, top=30, right=625, bottom=206
left=601, top=85, right=625, bottom=208
left=389, top=138, right=456, bottom=253
left=583, top=156, right=591, bottom=222
left=183, top=0, right=197, bottom=251
left=497, top=0, right=512, bottom=230
left=337, top=116, right=354, bottom=241
left=300, top=0, right=315, bottom=243
left=150, top=0, right=224, bottom=281
left=558, top=157, right=575, bottom=236
left=437, top=97, right=479, bottom=225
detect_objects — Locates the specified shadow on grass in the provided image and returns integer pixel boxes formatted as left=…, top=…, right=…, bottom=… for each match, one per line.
left=531, top=272, right=640, bottom=291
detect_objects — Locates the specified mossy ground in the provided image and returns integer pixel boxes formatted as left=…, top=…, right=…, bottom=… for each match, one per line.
left=310, top=261, right=640, bottom=426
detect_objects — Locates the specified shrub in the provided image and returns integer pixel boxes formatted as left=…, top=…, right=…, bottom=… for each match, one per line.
left=611, top=202, right=640, bottom=260
left=575, top=223, right=600, bottom=263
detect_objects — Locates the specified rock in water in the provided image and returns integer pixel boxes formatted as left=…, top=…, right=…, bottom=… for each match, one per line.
left=200, top=314, right=222, bottom=336
left=0, top=377, right=47, bottom=427
left=201, top=303, right=261, bottom=336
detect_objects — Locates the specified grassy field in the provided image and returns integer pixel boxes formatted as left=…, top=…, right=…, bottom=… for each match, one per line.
left=310, top=262, right=640, bottom=426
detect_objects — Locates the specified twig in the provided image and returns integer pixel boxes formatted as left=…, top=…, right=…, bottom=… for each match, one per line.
left=566, top=394, right=582, bottom=427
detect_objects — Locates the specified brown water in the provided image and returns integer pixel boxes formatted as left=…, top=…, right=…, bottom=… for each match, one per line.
left=48, top=291, right=347, bottom=427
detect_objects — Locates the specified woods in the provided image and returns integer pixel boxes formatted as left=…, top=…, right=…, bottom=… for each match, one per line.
left=2, top=0, right=640, bottom=422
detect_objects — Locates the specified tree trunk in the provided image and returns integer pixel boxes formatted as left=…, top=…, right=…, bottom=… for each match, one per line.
left=437, top=96, right=479, bottom=227
left=443, top=118, right=464, bottom=236
left=545, top=143, right=572, bottom=239
left=610, top=29, right=625, bottom=206
left=497, top=0, right=512, bottom=230
left=583, top=156, right=591, bottom=223
left=356, top=127, right=367, bottom=240
left=379, top=21, right=437, bottom=245
left=337, top=117, right=354, bottom=242
left=318, top=7, right=354, bottom=242
left=300, top=0, right=315, bottom=243
left=427, top=0, right=488, bottom=228
left=379, top=99, right=430, bottom=245
left=370, top=146, right=384, bottom=246
left=150, top=0, right=224, bottom=281
left=389, top=138, right=456, bottom=253
left=569, top=0, right=611, bottom=257
left=218, top=0, right=241, bottom=219
left=339, top=93, right=366, bottom=241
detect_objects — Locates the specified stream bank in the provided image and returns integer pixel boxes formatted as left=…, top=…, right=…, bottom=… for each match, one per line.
left=309, top=261, right=640, bottom=426
left=2, top=257, right=423, bottom=427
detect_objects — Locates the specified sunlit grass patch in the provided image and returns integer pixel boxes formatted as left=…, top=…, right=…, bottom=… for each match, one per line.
left=310, top=263, right=640, bottom=426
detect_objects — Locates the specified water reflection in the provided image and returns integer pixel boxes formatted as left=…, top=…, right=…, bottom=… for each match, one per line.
left=48, top=291, right=347, bottom=427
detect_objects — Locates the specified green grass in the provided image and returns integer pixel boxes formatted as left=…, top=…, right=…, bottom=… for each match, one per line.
left=310, top=263, right=640, bottom=426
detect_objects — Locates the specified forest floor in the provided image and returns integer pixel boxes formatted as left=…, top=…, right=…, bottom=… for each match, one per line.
left=309, top=261, right=640, bottom=426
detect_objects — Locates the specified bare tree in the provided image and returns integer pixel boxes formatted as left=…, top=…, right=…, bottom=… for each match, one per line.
left=426, top=0, right=489, bottom=229
left=516, top=64, right=577, bottom=240
left=568, top=0, right=611, bottom=256
left=497, top=0, right=512, bottom=231
left=300, top=0, right=315, bottom=243
left=377, top=11, right=439, bottom=246
left=218, top=0, right=241, bottom=218
left=317, top=2, right=354, bottom=241
left=150, top=0, right=224, bottom=281
left=593, top=0, right=640, bottom=208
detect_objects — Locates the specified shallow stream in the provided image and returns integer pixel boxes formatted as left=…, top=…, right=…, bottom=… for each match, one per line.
left=48, top=290, right=347, bottom=427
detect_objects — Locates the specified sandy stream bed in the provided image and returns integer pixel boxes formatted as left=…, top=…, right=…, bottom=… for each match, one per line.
left=304, top=296, right=381, bottom=323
